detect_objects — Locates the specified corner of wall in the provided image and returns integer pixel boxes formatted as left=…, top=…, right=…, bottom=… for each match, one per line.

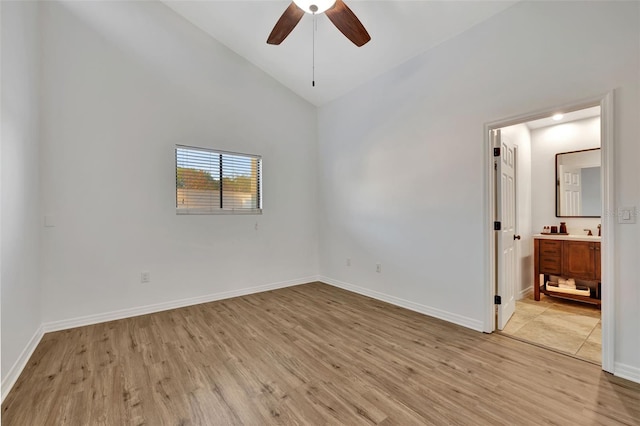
left=1, top=326, right=44, bottom=403
left=1, top=0, right=44, bottom=393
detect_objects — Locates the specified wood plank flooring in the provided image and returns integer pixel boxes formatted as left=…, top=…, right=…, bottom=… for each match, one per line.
left=3, top=282, right=640, bottom=425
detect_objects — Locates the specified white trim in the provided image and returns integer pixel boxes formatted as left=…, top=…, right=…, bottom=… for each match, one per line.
left=320, top=276, right=484, bottom=332
left=42, top=276, right=319, bottom=333
left=1, top=326, right=45, bottom=403
left=483, top=123, right=497, bottom=332
left=614, top=362, right=640, bottom=384
left=599, top=92, right=615, bottom=374
left=518, top=286, right=533, bottom=300
left=484, top=93, right=616, bottom=371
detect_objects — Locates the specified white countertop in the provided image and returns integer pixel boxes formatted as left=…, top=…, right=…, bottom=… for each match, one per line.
left=533, top=233, right=601, bottom=242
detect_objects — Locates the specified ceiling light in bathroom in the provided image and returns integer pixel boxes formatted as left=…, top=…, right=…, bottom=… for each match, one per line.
left=552, top=113, right=564, bottom=121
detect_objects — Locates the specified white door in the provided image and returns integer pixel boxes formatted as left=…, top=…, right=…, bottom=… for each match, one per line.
left=495, top=129, right=517, bottom=330
left=559, top=165, right=581, bottom=216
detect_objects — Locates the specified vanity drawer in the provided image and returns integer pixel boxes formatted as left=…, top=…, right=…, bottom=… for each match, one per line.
left=540, top=256, right=562, bottom=274
left=539, top=240, right=562, bottom=255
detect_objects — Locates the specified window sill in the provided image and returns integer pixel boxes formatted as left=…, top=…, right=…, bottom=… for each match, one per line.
left=176, top=208, right=262, bottom=215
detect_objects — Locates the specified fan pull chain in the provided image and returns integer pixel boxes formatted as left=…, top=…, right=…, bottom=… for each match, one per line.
left=312, top=14, right=316, bottom=87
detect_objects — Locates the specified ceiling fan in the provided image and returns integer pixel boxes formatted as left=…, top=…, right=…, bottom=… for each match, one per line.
left=267, top=0, right=371, bottom=47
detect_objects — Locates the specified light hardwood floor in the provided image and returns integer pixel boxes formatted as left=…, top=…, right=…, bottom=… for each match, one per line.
left=3, top=282, right=639, bottom=425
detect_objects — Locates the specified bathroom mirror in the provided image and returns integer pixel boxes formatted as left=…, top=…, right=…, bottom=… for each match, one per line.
left=556, top=148, right=601, bottom=217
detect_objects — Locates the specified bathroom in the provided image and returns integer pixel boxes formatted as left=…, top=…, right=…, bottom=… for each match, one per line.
left=498, top=105, right=602, bottom=363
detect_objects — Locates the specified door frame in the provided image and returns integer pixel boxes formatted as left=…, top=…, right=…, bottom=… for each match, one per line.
left=483, top=91, right=615, bottom=373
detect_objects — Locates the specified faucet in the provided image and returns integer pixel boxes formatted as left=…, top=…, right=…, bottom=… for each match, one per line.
left=598, top=224, right=601, bottom=236
left=584, top=229, right=593, bottom=236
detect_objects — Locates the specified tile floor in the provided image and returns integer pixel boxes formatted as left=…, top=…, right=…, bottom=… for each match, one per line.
left=501, top=294, right=601, bottom=364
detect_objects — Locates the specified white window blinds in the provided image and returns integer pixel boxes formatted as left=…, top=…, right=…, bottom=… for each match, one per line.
left=176, top=145, right=262, bottom=214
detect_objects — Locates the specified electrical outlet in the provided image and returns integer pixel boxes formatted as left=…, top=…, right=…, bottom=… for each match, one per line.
left=376, top=263, right=381, bottom=273
left=44, top=215, right=56, bottom=227
left=346, top=258, right=351, bottom=266
left=141, top=271, right=150, bottom=283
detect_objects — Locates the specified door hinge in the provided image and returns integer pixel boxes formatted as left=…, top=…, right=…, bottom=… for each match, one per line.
left=494, top=295, right=502, bottom=305
left=493, top=147, right=501, bottom=157
left=494, top=221, right=501, bottom=231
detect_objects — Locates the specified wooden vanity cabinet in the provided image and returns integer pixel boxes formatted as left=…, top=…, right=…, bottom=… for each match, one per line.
left=594, top=244, right=601, bottom=281
left=538, top=240, right=562, bottom=275
left=563, top=241, right=600, bottom=281
left=533, top=238, right=601, bottom=306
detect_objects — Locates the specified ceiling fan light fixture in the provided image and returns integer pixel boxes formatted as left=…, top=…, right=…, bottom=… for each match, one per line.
left=267, top=0, right=370, bottom=47
left=293, top=0, right=336, bottom=14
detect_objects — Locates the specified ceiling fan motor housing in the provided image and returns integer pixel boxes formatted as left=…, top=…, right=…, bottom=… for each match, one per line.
left=293, top=0, right=336, bottom=14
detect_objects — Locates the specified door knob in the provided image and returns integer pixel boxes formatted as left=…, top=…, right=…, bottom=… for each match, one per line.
left=513, top=235, right=521, bottom=240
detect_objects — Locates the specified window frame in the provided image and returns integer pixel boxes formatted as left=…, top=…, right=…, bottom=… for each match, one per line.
left=175, top=144, right=262, bottom=215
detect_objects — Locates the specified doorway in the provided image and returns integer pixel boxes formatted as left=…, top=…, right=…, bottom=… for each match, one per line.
left=484, top=93, right=614, bottom=373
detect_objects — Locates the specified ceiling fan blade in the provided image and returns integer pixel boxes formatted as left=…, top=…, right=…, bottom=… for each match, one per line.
left=267, top=2, right=305, bottom=45
left=325, top=0, right=371, bottom=47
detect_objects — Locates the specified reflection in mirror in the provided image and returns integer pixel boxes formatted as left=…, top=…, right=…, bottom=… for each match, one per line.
left=556, top=148, right=601, bottom=217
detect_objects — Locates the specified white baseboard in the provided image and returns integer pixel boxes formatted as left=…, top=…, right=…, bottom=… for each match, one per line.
left=319, top=276, right=484, bottom=332
left=614, top=362, right=640, bottom=384
left=42, top=275, right=320, bottom=333
left=518, top=286, right=533, bottom=300
left=1, top=325, right=45, bottom=403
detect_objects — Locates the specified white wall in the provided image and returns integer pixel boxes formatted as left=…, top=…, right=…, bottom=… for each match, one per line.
left=531, top=116, right=601, bottom=235
left=501, top=124, right=532, bottom=299
left=38, top=1, right=319, bottom=324
left=318, top=1, right=639, bottom=375
left=1, top=0, right=42, bottom=381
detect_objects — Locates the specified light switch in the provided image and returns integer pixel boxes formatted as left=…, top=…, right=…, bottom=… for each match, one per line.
left=618, top=207, right=636, bottom=224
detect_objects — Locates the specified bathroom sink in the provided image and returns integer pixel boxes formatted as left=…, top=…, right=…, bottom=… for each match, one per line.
left=534, top=234, right=601, bottom=242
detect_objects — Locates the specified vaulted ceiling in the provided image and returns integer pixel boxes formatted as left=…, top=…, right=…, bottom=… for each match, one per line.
left=164, top=1, right=517, bottom=106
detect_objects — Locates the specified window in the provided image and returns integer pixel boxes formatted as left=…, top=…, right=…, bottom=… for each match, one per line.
left=176, top=145, right=262, bottom=214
